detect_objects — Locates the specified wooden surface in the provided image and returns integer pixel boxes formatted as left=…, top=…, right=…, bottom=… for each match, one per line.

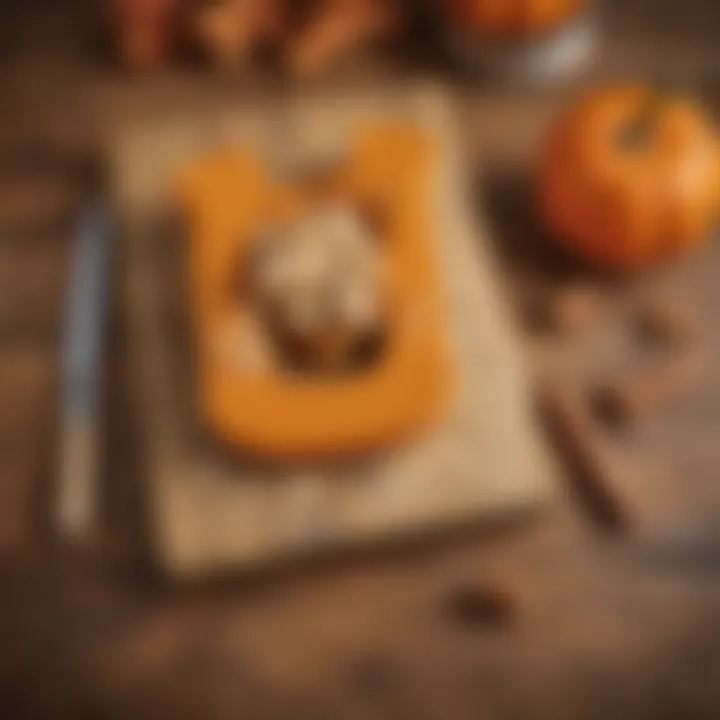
left=112, top=85, right=555, bottom=578
left=1, top=1, right=720, bottom=718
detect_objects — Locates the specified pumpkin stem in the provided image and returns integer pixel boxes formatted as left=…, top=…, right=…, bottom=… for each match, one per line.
left=619, top=89, right=665, bottom=150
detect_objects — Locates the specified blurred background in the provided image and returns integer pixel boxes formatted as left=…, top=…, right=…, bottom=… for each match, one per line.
left=1, top=1, right=720, bottom=718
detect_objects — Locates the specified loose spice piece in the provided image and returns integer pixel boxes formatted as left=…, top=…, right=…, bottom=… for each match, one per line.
left=444, top=578, right=518, bottom=628
left=634, top=299, right=699, bottom=349
left=592, top=347, right=707, bottom=428
left=545, top=283, right=603, bottom=336
left=538, top=379, right=631, bottom=531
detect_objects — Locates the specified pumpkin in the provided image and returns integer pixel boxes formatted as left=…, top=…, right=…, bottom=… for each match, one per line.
left=176, top=124, right=451, bottom=461
left=446, top=0, right=585, bottom=38
left=539, top=84, right=720, bottom=270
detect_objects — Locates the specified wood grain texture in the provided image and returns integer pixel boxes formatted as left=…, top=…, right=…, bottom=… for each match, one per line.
left=2, top=2, right=720, bottom=719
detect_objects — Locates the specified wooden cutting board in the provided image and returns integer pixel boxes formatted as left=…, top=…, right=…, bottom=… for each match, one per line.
left=111, top=83, right=557, bottom=578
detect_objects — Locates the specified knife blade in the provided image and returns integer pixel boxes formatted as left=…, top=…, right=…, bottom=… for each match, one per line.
left=56, top=197, right=113, bottom=538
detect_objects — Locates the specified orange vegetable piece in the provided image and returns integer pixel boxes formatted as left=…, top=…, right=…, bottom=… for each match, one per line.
left=539, top=84, right=720, bottom=271
left=177, top=124, right=452, bottom=461
left=191, top=0, right=285, bottom=69
left=446, top=0, right=584, bottom=38
left=286, top=0, right=399, bottom=77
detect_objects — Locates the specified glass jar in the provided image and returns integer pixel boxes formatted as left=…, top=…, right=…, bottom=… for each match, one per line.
left=443, top=0, right=598, bottom=83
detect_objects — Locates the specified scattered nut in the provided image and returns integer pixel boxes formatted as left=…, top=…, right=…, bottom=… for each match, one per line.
left=634, top=299, right=698, bottom=349
left=526, top=283, right=602, bottom=336
left=444, top=578, right=518, bottom=628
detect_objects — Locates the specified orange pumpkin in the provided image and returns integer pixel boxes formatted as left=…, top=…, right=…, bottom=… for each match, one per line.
left=539, top=85, right=720, bottom=270
left=177, top=124, right=451, bottom=461
left=447, top=0, right=585, bottom=38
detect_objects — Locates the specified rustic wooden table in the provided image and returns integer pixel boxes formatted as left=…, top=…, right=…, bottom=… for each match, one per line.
left=1, top=1, right=720, bottom=718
